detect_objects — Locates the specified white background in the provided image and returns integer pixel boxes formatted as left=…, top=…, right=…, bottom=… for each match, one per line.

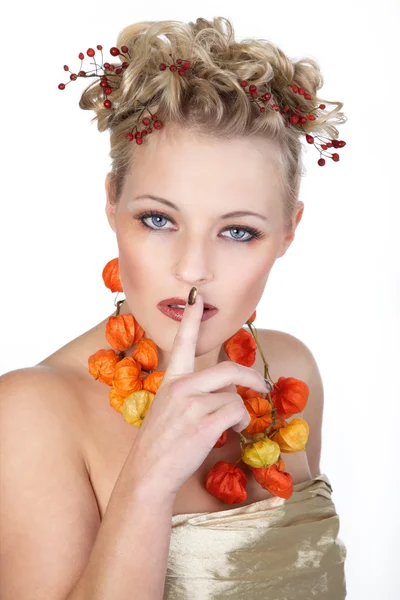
left=1, top=1, right=399, bottom=598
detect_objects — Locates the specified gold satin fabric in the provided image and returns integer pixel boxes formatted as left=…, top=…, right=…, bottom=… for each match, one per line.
left=164, top=473, right=347, bottom=599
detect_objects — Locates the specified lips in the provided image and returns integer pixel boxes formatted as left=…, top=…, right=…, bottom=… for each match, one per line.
left=158, top=297, right=217, bottom=310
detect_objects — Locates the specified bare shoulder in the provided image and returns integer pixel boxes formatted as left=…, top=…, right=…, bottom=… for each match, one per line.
left=0, top=366, right=100, bottom=599
left=259, top=328, right=324, bottom=478
left=0, top=365, right=87, bottom=450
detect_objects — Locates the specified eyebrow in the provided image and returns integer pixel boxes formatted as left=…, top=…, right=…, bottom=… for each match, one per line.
left=131, top=194, right=269, bottom=222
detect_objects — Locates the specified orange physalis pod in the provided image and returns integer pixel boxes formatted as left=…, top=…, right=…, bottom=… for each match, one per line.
left=213, top=429, right=229, bottom=448
left=242, top=396, right=273, bottom=435
left=271, top=376, right=309, bottom=419
left=272, top=417, right=309, bottom=453
left=131, top=317, right=145, bottom=345
left=121, top=389, right=155, bottom=427
left=241, top=436, right=281, bottom=468
left=252, top=462, right=294, bottom=499
left=235, top=385, right=264, bottom=401
left=105, top=314, right=136, bottom=352
left=113, top=356, right=143, bottom=397
left=205, top=460, right=248, bottom=504
left=267, top=416, right=289, bottom=437
left=132, top=338, right=159, bottom=370
left=223, top=328, right=257, bottom=367
left=248, top=310, right=256, bottom=323
left=88, top=348, right=120, bottom=385
left=109, top=385, right=126, bottom=413
left=102, top=257, right=123, bottom=292
left=142, top=371, right=165, bottom=394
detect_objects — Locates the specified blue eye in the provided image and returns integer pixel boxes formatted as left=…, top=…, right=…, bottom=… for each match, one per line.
left=134, top=210, right=265, bottom=243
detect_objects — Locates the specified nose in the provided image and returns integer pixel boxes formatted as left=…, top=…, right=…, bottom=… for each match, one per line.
left=174, top=239, right=214, bottom=285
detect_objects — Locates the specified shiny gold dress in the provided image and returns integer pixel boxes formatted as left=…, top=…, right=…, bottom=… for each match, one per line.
left=163, top=473, right=347, bottom=599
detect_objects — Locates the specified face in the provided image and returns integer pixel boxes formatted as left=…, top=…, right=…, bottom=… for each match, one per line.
left=105, top=124, right=304, bottom=373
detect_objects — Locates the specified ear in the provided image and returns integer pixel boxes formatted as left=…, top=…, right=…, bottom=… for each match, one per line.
left=276, top=201, right=305, bottom=259
left=105, top=172, right=117, bottom=232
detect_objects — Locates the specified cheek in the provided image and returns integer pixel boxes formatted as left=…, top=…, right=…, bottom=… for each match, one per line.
left=116, top=239, right=153, bottom=295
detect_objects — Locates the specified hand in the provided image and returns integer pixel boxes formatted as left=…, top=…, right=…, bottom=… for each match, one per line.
left=129, top=289, right=269, bottom=497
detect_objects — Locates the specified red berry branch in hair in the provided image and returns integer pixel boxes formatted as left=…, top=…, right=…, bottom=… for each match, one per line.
left=58, top=44, right=346, bottom=165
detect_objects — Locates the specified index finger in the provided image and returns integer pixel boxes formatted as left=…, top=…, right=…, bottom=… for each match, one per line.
left=164, top=286, right=204, bottom=379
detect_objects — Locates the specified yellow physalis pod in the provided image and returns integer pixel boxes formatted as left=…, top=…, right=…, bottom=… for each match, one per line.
left=121, top=389, right=155, bottom=427
left=241, top=437, right=281, bottom=469
left=272, top=417, right=309, bottom=453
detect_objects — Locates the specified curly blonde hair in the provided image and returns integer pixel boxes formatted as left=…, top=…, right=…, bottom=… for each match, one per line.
left=79, top=16, right=347, bottom=231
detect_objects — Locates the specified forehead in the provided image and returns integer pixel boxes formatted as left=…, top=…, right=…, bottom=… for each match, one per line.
left=126, top=125, right=284, bottom=212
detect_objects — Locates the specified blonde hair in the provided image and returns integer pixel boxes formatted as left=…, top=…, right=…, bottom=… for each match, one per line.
left=79, top=16, right=347, bottom=231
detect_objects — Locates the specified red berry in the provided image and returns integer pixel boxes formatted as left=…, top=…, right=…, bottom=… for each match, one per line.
left=110, top=47, right=120, bottom=56
left=183, top=61, right=191, bottom=69
left=154, top=120, right=163, bottom=130
left=177, top=58, right=182, bottom=64
left=79, top=70, right=86, bottom=76
left=135, top=132, right=142, bottom=138
left=87, top=48, right=95, bottom=57
left=142, top=117, right=150, bottom=125
left=260, top=107, right=265, bottom=112
left=332, top=153, right=340, bottom=162
left=319, top=104, right=326, bottom=109
left=249, top=85, right=257, bottom=92
left=240, top=80, right=247, bottom=87
left=169, top=65, right=177, bottom=71
left=104, top=100, right=112, bottom=108
left=262, top=92, right=271, bottom=101
left=136, top=138, right=143, bottom=145
left=100, top=81, right=108, bottom=88
left=300, top=116, right=307, bottom=124
left=122, top=62, right=129, bottom=69
left=79, top=52, right=84, bottom=60
left=63, top=65, right=69, bottom=71
left=121, top=46, right=129, bottom=53
left=152, top=114, right=158, bottom=120
left=306, top=134, right=314, bottom=144
left=104, top=87, right=112, bottom=95
left=97, top=45, right=103, bottom=51
left=298, top=88, right=305, bottom=95
left=125, top=132, right=134, bottom=141
left=290, top=115, right=300, bottom=124
left=58, top=83, right=65, bottom=90
left=318, top=158, right=326, bottom=166
left=178, top=68, right=186, bottom=76
left=307, top=114, right=316, bottom=121
left=103, top=62, right=111, bottom=69
left=291, top=85, right=298, bottom=93
left=70, top=73, right=77, bottom=80
left=159, top=63, right=167, bottom=70
left=305, top=93, right=311, bottom=100
left=115, top=68, right=122, bottom=74
left=272, top=104, right=279, bottom=111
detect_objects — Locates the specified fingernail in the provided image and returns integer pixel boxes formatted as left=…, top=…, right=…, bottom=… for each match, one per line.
left=188, top=287, right=198, bottom=305
left=264, top=379, right=273, bottom=393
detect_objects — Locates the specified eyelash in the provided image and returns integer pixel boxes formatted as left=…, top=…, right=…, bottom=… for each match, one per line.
left=134, top=210, right=265, bottom=243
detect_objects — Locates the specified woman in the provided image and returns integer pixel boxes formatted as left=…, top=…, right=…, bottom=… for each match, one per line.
left=0, top=16, right=347, bottom=600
